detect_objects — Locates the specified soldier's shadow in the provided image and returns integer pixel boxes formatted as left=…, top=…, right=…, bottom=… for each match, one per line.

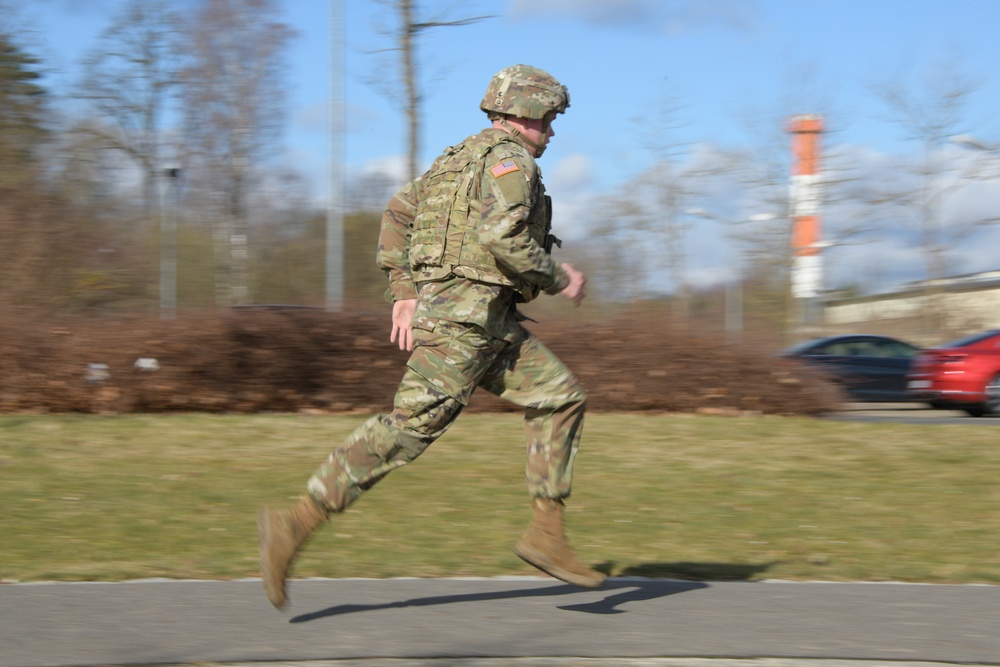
left=619, top=561, right=776, bottom=582
left=290, top=560, right=774, bottom=623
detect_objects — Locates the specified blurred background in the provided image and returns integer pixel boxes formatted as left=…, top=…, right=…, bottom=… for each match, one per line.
left=3, top=0, right=1000, bottom=347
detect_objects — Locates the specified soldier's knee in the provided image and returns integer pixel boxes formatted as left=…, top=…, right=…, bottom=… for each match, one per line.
left=367, top=414, right=432, bottom=464
left=349, top=415, right=428, bottom=464
left=392, top=427, right=429, bottom=463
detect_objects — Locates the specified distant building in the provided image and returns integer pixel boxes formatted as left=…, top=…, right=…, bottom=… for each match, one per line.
left=824, top=270, right=1000, bottom=343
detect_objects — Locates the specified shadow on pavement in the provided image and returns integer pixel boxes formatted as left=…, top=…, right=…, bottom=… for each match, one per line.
left=290, top=579, right=708, bottom=624
left=555, top=579, right=708, bottom=614
left=618, top=561, right=777, bottom=581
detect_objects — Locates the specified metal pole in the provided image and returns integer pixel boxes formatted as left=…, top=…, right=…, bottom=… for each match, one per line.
left=725, top=273, right=743, bottom=344
left=160, top=168, right=180, bottom=320
left=326, top=0, right=345, bottom=311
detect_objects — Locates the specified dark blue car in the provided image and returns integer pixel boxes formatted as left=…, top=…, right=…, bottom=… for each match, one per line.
left=782, top=334, right=923, bottom=402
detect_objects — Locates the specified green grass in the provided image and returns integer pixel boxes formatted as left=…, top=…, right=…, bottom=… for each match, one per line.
left=1, top=413, right=998, bottom=584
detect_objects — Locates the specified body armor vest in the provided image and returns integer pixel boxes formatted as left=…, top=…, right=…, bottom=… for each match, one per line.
left=408, top=132, right=554, bottom=301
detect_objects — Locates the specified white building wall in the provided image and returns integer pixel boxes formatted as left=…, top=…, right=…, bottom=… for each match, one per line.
left=825, top=283, right=1000, bottom=333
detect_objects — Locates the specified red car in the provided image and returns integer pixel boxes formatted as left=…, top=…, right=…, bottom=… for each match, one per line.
left=906, top=329, right=1000, bottom=416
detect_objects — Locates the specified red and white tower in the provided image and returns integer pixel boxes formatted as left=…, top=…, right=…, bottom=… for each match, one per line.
left=788, top=114, right=824, bottom=307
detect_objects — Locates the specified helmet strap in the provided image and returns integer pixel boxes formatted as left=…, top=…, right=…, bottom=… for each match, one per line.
left=498, top=117, right=545, bottom=157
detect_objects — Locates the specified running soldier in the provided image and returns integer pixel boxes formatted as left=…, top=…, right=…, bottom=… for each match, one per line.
left=258, top=64, right=605, bottom=609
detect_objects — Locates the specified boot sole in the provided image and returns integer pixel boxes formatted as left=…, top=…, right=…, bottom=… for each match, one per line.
left=513, top=543, right=607, bottom=589
left=257, top=509, right=287, bottom=609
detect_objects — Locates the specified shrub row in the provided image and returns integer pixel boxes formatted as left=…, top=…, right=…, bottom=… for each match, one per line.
left=0, top=309, right=842, bottom=416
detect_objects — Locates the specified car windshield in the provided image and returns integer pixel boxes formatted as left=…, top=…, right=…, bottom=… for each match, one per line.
left=784, top=339, right=831, bottom=354
left=941, top=329, right=1000, bottom=349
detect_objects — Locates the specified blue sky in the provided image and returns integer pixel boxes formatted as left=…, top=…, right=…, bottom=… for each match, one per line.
left=17, top=0, right=1000, bottom=295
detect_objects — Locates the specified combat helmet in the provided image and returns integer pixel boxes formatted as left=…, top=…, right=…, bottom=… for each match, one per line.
left=480, top=65, right=570, bottom=120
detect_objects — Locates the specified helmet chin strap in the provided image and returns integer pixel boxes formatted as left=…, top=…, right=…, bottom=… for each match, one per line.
left=498, top=117, right=545, bottom=157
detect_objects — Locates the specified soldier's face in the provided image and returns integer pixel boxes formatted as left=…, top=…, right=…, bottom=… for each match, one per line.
left=524, top=113, right=557, bottom=157
left=496, top=112, right=558, bottom=157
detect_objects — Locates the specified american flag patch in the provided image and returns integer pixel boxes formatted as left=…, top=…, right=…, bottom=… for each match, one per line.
left=489, top=159, right=520, bottom=178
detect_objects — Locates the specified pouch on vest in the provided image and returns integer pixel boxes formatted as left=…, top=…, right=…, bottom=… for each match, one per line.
left=409, top=144, right=478, bottom=270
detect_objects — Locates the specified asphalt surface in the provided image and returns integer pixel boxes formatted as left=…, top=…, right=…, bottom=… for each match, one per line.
left=2, top=576, right=998, bottom=667
left=829, top=402, right=1000, bottom=425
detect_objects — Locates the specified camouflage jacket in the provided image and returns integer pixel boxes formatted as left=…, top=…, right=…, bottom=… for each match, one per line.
left=377, top=128, right=569, bottom=339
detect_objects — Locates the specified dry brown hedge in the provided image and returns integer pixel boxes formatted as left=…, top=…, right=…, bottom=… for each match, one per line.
left=0, top=308, right=843, bottom=416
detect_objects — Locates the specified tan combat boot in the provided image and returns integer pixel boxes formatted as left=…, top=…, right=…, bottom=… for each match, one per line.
left=513, top=497, right=606, bottom=588
left=257, top=496, right=328, bottom=608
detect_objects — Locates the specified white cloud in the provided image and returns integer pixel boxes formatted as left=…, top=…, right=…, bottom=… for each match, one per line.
left=358, top=155, right=408, bottom=183
left=826, top=240, right=925, bottom=295
left=549, top=197, right=595, bottom=243
left=547, top=153, right=595, bottom=192
left=544, top=154, right=602, bottom=242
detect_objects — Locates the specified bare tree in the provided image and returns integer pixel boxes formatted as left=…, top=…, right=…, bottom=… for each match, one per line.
left=869, top=57, right=997, bottom=335
left=368, top=0, right=493, bottom=182
left=178, top=0, right=295, bottom=306
left=872, top=62, right=979, bottom=280
left=345, top=170, right=401, bottom=214
left=584, top=190, right=649, bottom=304
left=74, top=0, right=182, bottom=229
left=629, top=86, right=728, bottom=326
left=730, top=65, right=867, bottom=339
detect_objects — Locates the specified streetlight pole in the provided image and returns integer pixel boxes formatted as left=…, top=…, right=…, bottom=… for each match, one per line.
left=687, top=207, right=743, bottom=342
left=160, top=167, right=181, bottom=320
left=326, top=0, right=345, bottom=312
left=724, top=270, right=743, bottom=344
left=686, top=209, right=777, bottom=343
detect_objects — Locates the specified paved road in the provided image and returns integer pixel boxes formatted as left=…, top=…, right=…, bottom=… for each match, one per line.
left=829, top=402, right=1000, bottom=425
left=2, top=577, right=997, bottom=667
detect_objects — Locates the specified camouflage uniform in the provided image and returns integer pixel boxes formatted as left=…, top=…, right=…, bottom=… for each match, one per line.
left=258, top=66, right=604, bottom=609
left=306, top=125, right=587, bottom=512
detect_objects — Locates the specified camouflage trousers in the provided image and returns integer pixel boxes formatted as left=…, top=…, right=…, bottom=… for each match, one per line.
left=306, top=320, right=588, bottom=512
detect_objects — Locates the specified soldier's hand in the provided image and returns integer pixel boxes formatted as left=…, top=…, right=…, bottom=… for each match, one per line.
left=558, top=263, right=586, bottom=307
left=390, top=299, right=417, bottom=351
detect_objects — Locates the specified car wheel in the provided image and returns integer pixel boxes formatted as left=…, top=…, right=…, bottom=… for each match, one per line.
left=984, top=373, right=1000, bottom=416
left=964, top=405, right=989, bottom=417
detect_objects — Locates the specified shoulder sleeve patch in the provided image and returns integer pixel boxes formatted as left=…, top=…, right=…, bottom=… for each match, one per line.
left=489, top=159, right=520, bottom=178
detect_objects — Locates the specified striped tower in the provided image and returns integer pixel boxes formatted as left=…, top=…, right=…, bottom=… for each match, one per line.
left=788, top=115, right=824, bottom=313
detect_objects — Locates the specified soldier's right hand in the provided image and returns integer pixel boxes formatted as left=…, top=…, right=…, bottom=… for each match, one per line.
left=390, top=299, right=417, bottom=351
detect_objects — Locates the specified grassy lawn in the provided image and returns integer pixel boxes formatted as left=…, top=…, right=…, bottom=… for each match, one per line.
left=1, top=413, right=997, bottom=584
